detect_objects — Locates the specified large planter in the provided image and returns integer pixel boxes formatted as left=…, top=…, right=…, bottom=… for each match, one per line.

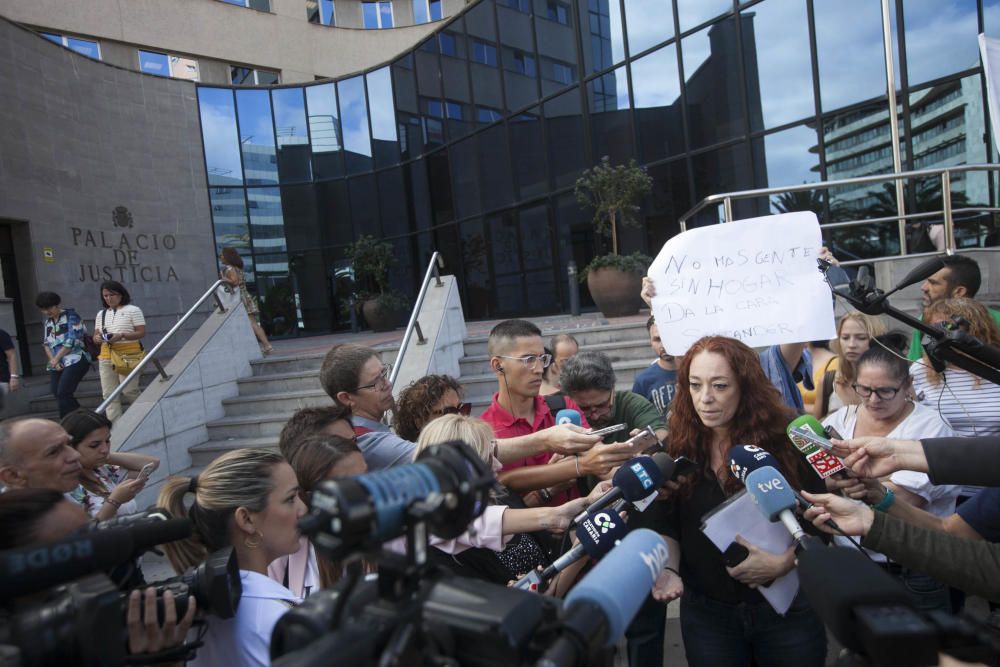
left=587, top=267, right=645, bottom=318
left=362, top=297, right=406, bottom=332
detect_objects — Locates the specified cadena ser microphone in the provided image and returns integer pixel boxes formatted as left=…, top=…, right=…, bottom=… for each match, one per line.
left=744, top=466, right=821, bottom=552
left=572, top=453, right=671, bottom=524
left=786, top=415, right=847, bottom=479
left=513, top=508, right=629, bottom=592
left=537, top=529, right=668, bottom=667
left=555, top=409, right=582, bottom=427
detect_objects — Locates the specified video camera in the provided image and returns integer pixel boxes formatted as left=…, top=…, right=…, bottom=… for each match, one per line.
left=272, top=440, right=668, bottom=667
left=818, top=256, right=1000, bottom=385
left=0, top=510, right=242, bottom=666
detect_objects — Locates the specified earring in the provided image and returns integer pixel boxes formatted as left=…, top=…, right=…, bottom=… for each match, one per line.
left=244, top=531, right=262, bottom=549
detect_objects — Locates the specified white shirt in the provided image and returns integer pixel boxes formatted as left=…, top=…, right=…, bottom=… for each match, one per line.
left=94, top=304, right=145, bottom=336
left=190, top=570, right=300, bottom=667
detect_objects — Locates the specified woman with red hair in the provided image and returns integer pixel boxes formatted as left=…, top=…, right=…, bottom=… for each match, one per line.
left=638, top=336, right=827, bottom=666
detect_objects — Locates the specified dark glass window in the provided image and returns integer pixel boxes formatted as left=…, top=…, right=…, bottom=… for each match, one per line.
left=337, top=76, right=374, bottom=174
left=427, top=151, right=455, bottom=224
left=504, top=48, right=537, bottom=77
left=349, top=174, right=379, bottom=235
left=272, top=88, right=313, bottom=182
left=582, top=0, right=625, bottom=73
left=210, top=187, right=250, bottom=250
left=502, top=0, right=532, bottom=13
left=903, top=0, right=978, bottom=86
left=366, top=68, right=400, bottom=167
left=316, top=180, right=353, bottom=246
left=546, top=0, right=570, bottom=24
left=510, top=108, right=547, bottom=199
left=247, top=188, right=287, bottom=254
left=236, top=89, right=278, bottom=186
left=460, top=220, right=493, bottom=318
left=540, top=58, right=576, bottom=85
left=378, top=168, right=410, bottom=236
left=743, top=0, right=814, bottom=132
left=644, top=160, right=692, bottom=242
left=690, top=142, right=755, bottom=222
left=472, top=40, right=499, bottom=66
left=305, top=83, right=344, bottom=179
left=450, top=136, right=482, bottom=219
left=199, top=88, right=244, bottom=186
left=439, top=32, right=459, bottom=56
left=478, top=123, right=515, bottom=211
left=682, top=18, right=744, bottom=149
left=545, top=87, right=586, bottom=188
left=588, top=67, right=633, bottom=164
left=478, top=106, right=503, bottom=123
left=631, top=43, right=683, bottom=162
left=623, top=0, right=673, bottom=56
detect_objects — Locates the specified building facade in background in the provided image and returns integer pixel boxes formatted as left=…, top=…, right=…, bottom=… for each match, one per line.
left=1, top=0, right=1000, bottom=357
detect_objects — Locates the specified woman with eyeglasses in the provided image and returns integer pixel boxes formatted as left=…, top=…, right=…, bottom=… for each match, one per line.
left=822, top=336, right=958, bottom=612
left=392, top=374, right=470, bottom=442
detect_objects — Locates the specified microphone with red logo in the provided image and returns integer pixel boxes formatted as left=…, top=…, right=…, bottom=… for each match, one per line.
left=513, top=508, right=629, bottom=592
left=786, top=415, right=848, bottom=479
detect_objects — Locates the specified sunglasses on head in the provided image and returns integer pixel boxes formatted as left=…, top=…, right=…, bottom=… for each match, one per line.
left=437, top=402, right=471, bottom=417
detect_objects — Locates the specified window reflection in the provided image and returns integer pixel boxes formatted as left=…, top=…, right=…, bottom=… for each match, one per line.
left=305, top=83, right=344, bottom=179
left=903, top=0, right=978, bottom=86
left=630, top=43, right=682, bottom=162
left=682, top=18, right=744, bottom=148
left=582, top=0, right=626, bottom=73
left=210, top=187, right=250, bottom=249
left=545, top=87, right=586, bottom=188
left=337, top=76, right=374, bottom=174
left=588, top=66, right=632, bottom=164
left=272, top=88, right=312, bottom=182
left=510, top=108, right=547, bottom=199
left=199, top=88, right=243, bottom=186
left=742, top=0, right=814, bottom=131
left=367, top=68, right=399, bottom=167
left=236, top=89, right=278, bottom=186
left=460, top=220, right=492, bottom=319
left=450, top=136, right=482, bottom=219
left=247, top=188, right=287, bottom=254
left=814, top=0, right=885, bottom=112
left=676, top=0, right=731, bottom=33
left=623, top=0, right=673, bottom=57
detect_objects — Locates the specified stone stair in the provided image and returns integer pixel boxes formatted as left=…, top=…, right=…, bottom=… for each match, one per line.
left=187, top=319, right=655, bottom=468
left=25, top=365, right=160, bottom=419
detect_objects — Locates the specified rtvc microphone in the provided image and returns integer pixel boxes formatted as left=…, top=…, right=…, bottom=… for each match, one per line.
left=513, top=508, right=628, bottom=591
left=0, top=518, right=191, bottom=598
left=786, top=415, right=847, bottom=479
left=572, top=453, right=671, bottom=524
left=744, top=466, right=821, bottom=552
left=555, top=409, right=581, bottom=426
left=538, top=528, right=668, bottom=667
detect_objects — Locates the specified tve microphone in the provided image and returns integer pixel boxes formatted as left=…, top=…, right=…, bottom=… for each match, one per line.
left=513, top=508, right=629, bottom=591
left=555, top=409, right=582, bottom=426
left=538, top=529, right=668, bottom=667
left=786, top=415, right=847, bottom=479
left=572, top=453, right=671, bottom=524
left=744, top=466, right=820, bottom=551
left=1, top=528, right=137, bottom=598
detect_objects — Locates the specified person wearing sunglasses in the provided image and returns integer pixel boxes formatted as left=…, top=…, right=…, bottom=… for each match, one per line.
left=822, top=336, right=959, bottom=613
left=392, top=374, right=471, bottom=442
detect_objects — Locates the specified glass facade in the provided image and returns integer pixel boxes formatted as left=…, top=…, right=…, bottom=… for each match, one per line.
left=198, top=0, right=999, bottom=335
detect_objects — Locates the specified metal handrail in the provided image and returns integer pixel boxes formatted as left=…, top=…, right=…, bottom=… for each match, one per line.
left=96, top=280, right=230, bottom=415
left=388, top=252, right=444, bottom=389
left=677, top=164, right=1000, bottom=260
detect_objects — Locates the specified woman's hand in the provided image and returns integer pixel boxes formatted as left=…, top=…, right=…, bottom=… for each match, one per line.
left=544, top=498, right=589, bottom=533
left=640, top=276, right=656, bottom=308
left=584, top=480, right=613, bottom=506
left=800, top=490, right=875, bottom=537
left=824, top=473, right=870, bottom=501
left=652, top=569, right=683, bottom=602
left=725, top=536, right=794, bottom=587
left=110, top=477, right=147, bottom=505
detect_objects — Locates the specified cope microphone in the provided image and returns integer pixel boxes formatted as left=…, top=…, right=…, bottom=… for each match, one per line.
left=555, top=409, right=582, bottom=427
left=513, top=508, right=629, bottom=592
left=786, top=415, right=847, bottom=479
left=0, top=518, right=193, bottom=598
left=537, top=528, right=669, bottom=667
left=744, top=466, right=822, bottom=552
left=572, top=453, right=672, bottom=524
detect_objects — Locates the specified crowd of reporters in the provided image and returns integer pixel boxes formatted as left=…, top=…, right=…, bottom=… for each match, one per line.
left=4, top=252, right=1000, bottom=666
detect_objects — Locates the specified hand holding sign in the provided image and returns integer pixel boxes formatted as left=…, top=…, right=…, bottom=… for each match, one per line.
left=647, top=212, right=836, bottom=355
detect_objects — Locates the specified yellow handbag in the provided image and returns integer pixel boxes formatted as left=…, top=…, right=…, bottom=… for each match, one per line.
left=109, top=346, right=145, bottom=374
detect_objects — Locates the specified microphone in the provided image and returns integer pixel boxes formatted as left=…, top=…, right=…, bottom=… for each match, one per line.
left=538, top=528, right=668, bottom=667
left=744, top=466, right=821, bottom=551
left=786, top=415, right=847, bottom=479
left=572, top=453, right=671, bottom=524
left=555, top=409, right=582, bottom=426
left=92, top=514, right=192, bottom=560
left=513, top=508, right=629, bottom=591
left=728, top=444, right=812, bottom=510
left=1, top=528, right=140, bottom=598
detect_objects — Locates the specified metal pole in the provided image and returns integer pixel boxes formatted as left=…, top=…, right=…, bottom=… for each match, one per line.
left=567, top=260, right=580, bottom=317
left=389, top=251, right=442, bottom=388
left=723, top=197, right=734, bottom=223
left=941, top=170, right=955, bottom=255
left=881, top=0, right=907, bottom=255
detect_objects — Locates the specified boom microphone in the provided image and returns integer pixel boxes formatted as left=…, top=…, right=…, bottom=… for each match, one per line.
left=786, top=415, right=847, bottom=479
left=573, top=453, right=671, bottom=524
left=538, top=529, right=668, bottom=666
left=744, top=466, right=821, bottom=551
left=514, top=508, right=629, bottom=591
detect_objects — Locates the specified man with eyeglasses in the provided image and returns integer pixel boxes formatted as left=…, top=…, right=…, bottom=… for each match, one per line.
left=481, top=320, right=636, bottom=505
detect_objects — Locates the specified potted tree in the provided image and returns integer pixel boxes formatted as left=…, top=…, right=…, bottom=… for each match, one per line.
left=345, top=235, right=409, bottom=332
left=574, top=156, right=653, bottom=318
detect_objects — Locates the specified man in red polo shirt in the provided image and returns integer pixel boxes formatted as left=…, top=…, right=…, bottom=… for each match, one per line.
left=481, top=319, right=636, bottom=501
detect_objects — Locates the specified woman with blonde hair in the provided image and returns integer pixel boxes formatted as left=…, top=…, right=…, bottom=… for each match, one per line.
left=812, top=311, right=887, bottom=418
left=158, top=448, right=305, bottom=667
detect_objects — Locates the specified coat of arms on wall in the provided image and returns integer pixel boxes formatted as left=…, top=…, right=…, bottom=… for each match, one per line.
left=112, top=206, right=134, bottom=229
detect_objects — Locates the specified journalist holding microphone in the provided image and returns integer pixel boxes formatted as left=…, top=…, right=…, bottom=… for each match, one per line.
left=636, top=335, right=828, bottom=667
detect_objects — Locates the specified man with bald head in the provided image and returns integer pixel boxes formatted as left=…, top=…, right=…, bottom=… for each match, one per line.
left=0, top=418, right=82, bottom=493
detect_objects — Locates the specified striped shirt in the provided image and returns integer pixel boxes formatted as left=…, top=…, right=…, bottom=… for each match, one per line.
left=910, top=361, right=1000, bottom=496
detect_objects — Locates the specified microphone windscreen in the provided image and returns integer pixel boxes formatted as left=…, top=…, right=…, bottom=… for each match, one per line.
left=0, top=528, right=135, bottom=598
left=555, top=409, right=581, bottom=427
left=787, top=414, right=826, bottom=438
left=744, top=466, right=798, bottom=521
left=127, top=518, right=192, bottom=556
left=728, top=444, right=777, bottom=483
left=651, top=452, right=675, bottom=481
left=574, top=509, right=630, bottom=560
left=897, top=257, right=946, bottom=290
left=787, top=415, right=847, bottom=478
left=565, top=528, right=668, bottom=646
left=611, top=456, right=664, bottom=502
left=798, top=546, right=912, bottom=654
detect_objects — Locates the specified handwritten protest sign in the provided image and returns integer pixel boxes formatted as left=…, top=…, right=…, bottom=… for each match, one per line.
left=648, top=212, right=836, bottom=355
